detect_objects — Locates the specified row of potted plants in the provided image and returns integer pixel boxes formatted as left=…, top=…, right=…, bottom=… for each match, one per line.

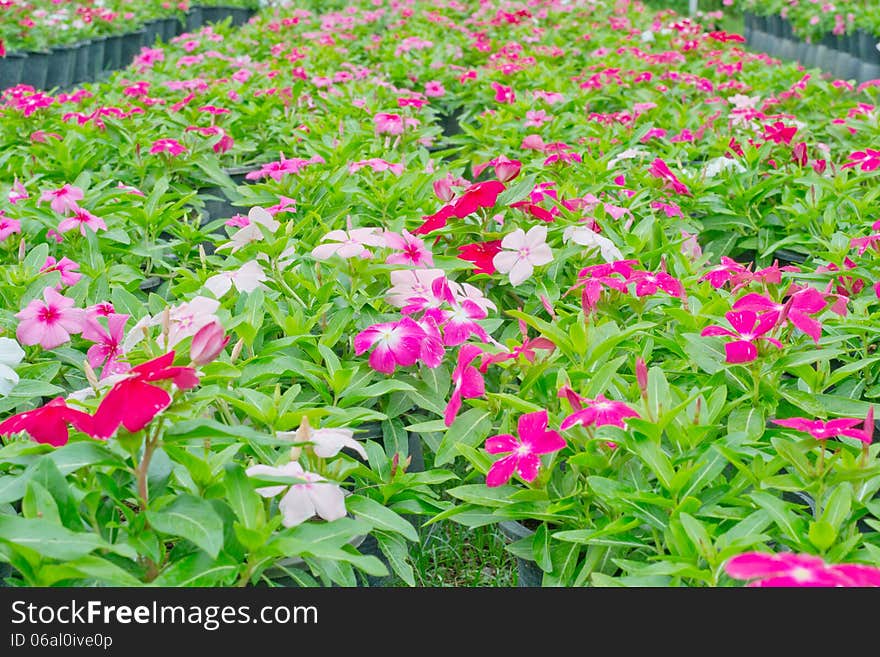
left=742, top=8, right=880, bottom=83
left=740, top=1, right=880, bottom=43
left=0, top=0, right=879, bottom=587
left=0, top=1, right=260, bottom=92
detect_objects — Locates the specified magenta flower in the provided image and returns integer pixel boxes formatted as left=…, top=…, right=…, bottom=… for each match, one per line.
left=485, top=410, right=565, bottom=487
left=15, top=287, right=85, bottom=350
left=41, top=256, right=82, bottom=287
left=150, top=139, right=187, bottom=157
left=725, top=552, right=880, bottom=587
left=841, top=148, right=880, bottom=172
left=354, top=317, right=426, bottom=374
left=733, top=288, right=827, bottom=343
left=773, top=415, right=872, bottom=444
left=384, top=230, right=434, bottom=268
left=349, top=159, right=404, bottom=175
left=374, top=112, right=404, bottom=135
left=701, top=310, right=781, bottom=364
left=490, top=81, right=516, bottom=104
left=8, top=179, right=29, bottom=205
left=444, top=345, right=485, bottom=426
left=81, top=313, right=130, bottom=378
left=625, top=269, right=685, bottom=298
left=648, top=158, right=690, bottom=196
left=701, top=257, right=751, bottom=289
left=245, top=154, right=324, bottom=182
left=0, top=215, right=22, bottom=242
left=57, top=207, right=107, bottom=236
left=40, top=184, right=83, bottom=214
left=762, top=121, right=798, bottom=145
left=424, top=81, right=445, bottom=97
left=560, top=394, right=640, bottom=430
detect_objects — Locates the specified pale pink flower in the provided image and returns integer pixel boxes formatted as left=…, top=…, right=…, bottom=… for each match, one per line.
left=204, top=260, right=267, bottom=297
left=244, top=154, right=324, bottom=182
left=525, top=109, right=552, bottom=128
left=15, top=287, right=85, bottom=350
left=40, top=184, right=83, bottom=214
left=424, top=81, right=446, bottom=97
left=278, top=426, right=368, bottom=459
left=311, top=228, right=384, bottom=261
left=218, top=206, right=280, bottom=253
left=57, top=207, right=107, bottom=236
left=160, top=296, right=221, bottom=350
left=41, top=256, right=81, bottom=287
left=247, top=461, right=346, bottom=528
left=385, top=269, right=446, bottom=308
left=348, top=158, right=404, bottom=175
left=384, top=230, right=434, bottom=267
left=374, top=112, right=404, bottom=135
left=8, top=180, right=28, bottom=205
left=0, top=216, right=21, bottom=242
left=493, top=226, right=554, bottom=286
left=81, top=313, right=129, bottom=378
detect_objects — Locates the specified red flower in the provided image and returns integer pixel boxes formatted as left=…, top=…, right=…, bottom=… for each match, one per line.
left=92, top=352, right=199, bottom=438
left=452, top=180, right=505, bottom=218
left=457, top=240, right=502, bottom=275
left=0, top=397, right=94, bottom=447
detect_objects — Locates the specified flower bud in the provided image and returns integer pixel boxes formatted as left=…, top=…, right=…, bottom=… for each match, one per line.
left=190, top=320, right=229, bottom=365
left=493, top=157, right=522, bottom=183
left=636, top=357, right=649, bottom=398
left=433, top=177, right=454, bottom=202
left=230, top=337, right=245, bottom=362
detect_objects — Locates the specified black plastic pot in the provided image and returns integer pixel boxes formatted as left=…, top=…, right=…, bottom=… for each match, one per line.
left=119, top=29, right=146, bottom=67
left=200, top=6, right=229, bottom=25
left=781, top=18, right=794, bottom=41
left=185, top=6, right=204, bottom=33
left=857, top=29, right=880, bottom=64
left=88, top=37, right=106, bottom=81
left=767, top=14, right=783, bottom=38
left=0, top=562, right=13, bottom=586
left=498, top=520, right=543, bottom=587
left=143, top=18, right=164, bottom=46
left=232, top=7, right=255, bottom=26
left=103, top=34, right=123, bottom=71
left=0, top=52, right=25, bottom=90
left=72, top=41, right=91, bottom=84
left=44, top=45, right=76, bottom=90
left=19, top=50, right=49, bottom=89
left=163, top=16, right=180, bottom=41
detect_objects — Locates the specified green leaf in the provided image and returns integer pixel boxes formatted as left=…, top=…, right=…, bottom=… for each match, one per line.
left=434, top=408, right=493, bottom=466
left=820, top=484, right=852, bottom=531
left=38, top=555, right=142, bottom=586
left=152, top=553, right=240, bottom=587
left=681, top=333, right=724, bottom=374
left=0, top=515, right=103, bottom=561
left=146, top=495, right=225, bottom=559
left=678, top=513, right=715, bottom=562
left=347, top=495, right=418, bottom=542
left=750, top=491, right=805, bottom=545
left=808, top=521, right=837, bottom=552
left=224, top=463, right=264, bottom=530
left=532, top=523, right=553, bottom=573
left=375, top=531, right=415, bottom=586
left=727, top=406, right=765, bottom=442
left=626, top=438, right=675, bottom=491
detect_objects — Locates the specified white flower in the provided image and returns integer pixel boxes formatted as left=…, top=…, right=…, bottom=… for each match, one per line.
left=385, top=268, right=446, bottom=308
left=217, top=206, right=281, bottom=253
left=641, top=30, right=655, bottom=43
left=493, top=226, right=554, bottom=286
left=0, top=338, right=24, bottom=397
left=563, top=226, right=623, bottom=262
left=247, top=461, right=347, bottom=528
left=607, top=147, right=645, bottom=169
left=204, top=260, right=267, bottom=298
left=278, top=427, right=368, bottom=459
left=702, top=156, right=746, bottom=178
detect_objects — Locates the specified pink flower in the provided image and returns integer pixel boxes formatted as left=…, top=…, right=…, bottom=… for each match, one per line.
left=247, top=461, right=346, bottom=528
left=204, top=260, right=267, bottom=298
left=490, top=81, right=516, bottom=104
left=773, top=415, right=872, bottom=444
left=385, top=269, right=446, bottom=308
left=485, top=410, right=565, bottom=487
left=424, top=81, right=445, bottom=97
left=374, top=112, right=404, bottom=135
left=725, top=552, right=880, bottom=587
left=701, top=257, right=750, bottom=289
left=700, top=310, right=782, bottom=364
left=8, top=180, right=28, bottom=205
left=451, top=180, right=506, bottom=218
left=15, top=287, right=84, bottom=350
left=189, top=320, right=229, bottom=366
left=733, top=288, right=827, bottom=343
left=245, top=154, right=324, bottom=181
left=41, top=256, right=82, bottom=287
left=57, top=207, right=107, bottom=236
left=91, top=351, right=199, bottom=438
left=625, top=269, right=685, bottom=298
left=0, top=397, right=94, bottom=447
left=762, top=121, right=798, bottom=145
left=648, top=158, right=690, bottom=196
left=493, top=226, right=554, bottom=286
left=311, top=227, right=384, bottom=260
left=149, top=139, right=187, bottom=157
left=841, top=149, right=880, bottom=172
left=349, top=158, right=404, bottom=175
left=40, top=184, right=83, bottom=214
left=0, top=215, right=21, bottom=242
left=354, top=317, right=427, bottom=374
left=525, top=110, right=552, bottom=128
left=444, top=345, right=485, bottom=426
left=384, top=230, right=434, bottom=268
left=81, top=313, right=129, bottom=379
left=560, top=394, right=640, bottom=430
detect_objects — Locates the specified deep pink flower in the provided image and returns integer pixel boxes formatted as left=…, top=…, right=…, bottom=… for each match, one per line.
left=648, top=158, right=690, bottom=196
left=773, top=415, right=872, bottom=444
left=244, top=154, right=324, bottom=181
left=444, top=345, right=485, bottom=426
left=40, top=184, right=83, bottom=214
left=57, top=207, right=107, bottom=236
left=725, top=552, right=880, bottom=587
left=452, top=180, right=506, bottom=218
left=149, top=139, right=187, bottom=157
left=762, top=121, right=798, bottom=145
left=0, top=397, right=94, bottom=447
left=490, top=81, right=516, bottom=104
left=91, top=351, right=199, bottom=438
left=701, top=257, right=750, bottom=289
left=458, top=240, right=502, bottom=275
left=354, top=317, right=426, bottom=374
left=0, top=215, right=22, bottom=242
left=189, top=320, right=229, bottom=366
left=16, top=287, right=84, bottom=350
left=8, top=180, right=28, bottom=205
left=626, top=269, right=685, bottom=298
left=81, top=313, right=130, bottom=379
left=374, top=112, right=404, bottom=135
left=733, top=288, right=827, bottom=343
left=384, top=230, right=434, bottom=267
left=485, top=411, right=565, bottom=487
left=560, top=394, right=640, bottom=430
left=841, top=148, right=880, bottom=172
left=701, top=310, right=782, bottom=363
